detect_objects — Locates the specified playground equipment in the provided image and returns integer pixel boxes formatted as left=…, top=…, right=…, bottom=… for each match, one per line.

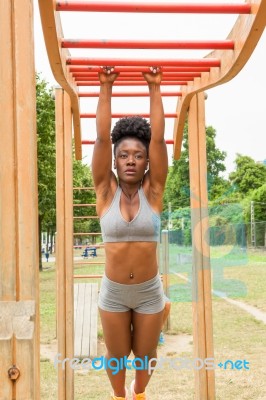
left=0, top=0, right=265, bottom=399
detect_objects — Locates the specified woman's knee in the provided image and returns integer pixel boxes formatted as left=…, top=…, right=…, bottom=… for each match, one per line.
left=132, top=347, right=157, bottom=360
left=106, top=349, right=131, bottom=360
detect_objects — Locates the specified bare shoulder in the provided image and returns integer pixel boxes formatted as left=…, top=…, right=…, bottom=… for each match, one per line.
left=95, top=172, right=118, bottom=216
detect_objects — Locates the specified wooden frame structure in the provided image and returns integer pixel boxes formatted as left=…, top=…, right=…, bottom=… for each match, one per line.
left=1, top=0, right=265, bottom=398
left=55, top=88, right=74, bottom=399
left=39, top=1, right=265, bottom=400
left=0, top=1, right=40, bottom=398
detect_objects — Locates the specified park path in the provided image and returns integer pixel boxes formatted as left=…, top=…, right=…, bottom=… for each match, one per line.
left=174, top=272, right=266, bottom=324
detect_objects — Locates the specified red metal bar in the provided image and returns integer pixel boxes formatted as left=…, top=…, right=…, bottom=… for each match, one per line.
left=72, top=72, right=202, bottom=78
left=82, top=139, right=175, bottom=144
left=78, top=91, right=182, bottom=97
left=69, top=66, right=211, bottom=73
left=62, top=39, right=234, bottom=50
left=56, top=2, right=251, bottom=14
left=76, top=81, right=188, bottom=86
left=74, top=76, right=195, bottom=81
left=67, top=57, right=221, bottom=67
left=80, top=113, right=177, bottom=118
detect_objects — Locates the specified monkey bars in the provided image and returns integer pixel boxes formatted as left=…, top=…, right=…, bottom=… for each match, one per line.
left=38, top=0, right=265, bottom=160
left=37, top=1, right=266, bottom=400
left=78, top=91, right=182, bottom=97
left=62, top=39, right=235, bottom=50
left=77, top=81, right=188, bottom=86
left=67, top=57, right=221, bottom=67
left=82, top=139, right=175, bottom=145
left=69, top=66, right=212, bottom=73
left=80, top=112, right=177, bottom=118
left=56, top=1, right=251, bottom=14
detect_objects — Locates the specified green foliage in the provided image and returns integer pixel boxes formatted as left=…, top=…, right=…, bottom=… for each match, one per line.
left=209, top=203, right=244, bottom=225
left=242, top=184, right=266, bottom=246
left=163, top=124, right=228, bottom=209
left=251, top=184, right=266, bottom=221
left=36, top=74, right=56, bottom=230
left=36, top=74, right=100, bottom=243
left=229, top=154, right=266, bottom=196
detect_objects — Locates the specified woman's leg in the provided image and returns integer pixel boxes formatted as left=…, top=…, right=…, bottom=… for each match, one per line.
left=99, top=309, right=132, bottom=397
left=131, top=310, right=164, bottom=394
left=162, top=300, right=171, bottom=328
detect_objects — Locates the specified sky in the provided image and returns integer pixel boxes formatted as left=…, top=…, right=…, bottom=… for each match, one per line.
left=33, top=0, right=266, bottom=176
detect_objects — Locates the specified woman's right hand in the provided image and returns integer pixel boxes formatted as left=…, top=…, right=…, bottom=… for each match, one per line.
left=98, top=66, right=119, bottom=84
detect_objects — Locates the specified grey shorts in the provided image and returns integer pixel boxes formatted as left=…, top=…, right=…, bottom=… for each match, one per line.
left=98, top=272, right=165, bottom=314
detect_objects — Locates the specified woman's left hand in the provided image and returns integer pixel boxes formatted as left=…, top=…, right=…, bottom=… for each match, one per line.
left=143, top=67, right=162, bottom=85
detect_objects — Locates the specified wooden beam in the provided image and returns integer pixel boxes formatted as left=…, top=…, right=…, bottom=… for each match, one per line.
left=38, top=0, right=82, bottom=160
left=173, top=0, right=266, bottom=159
left=188, top=93, right=215, bottom=400
left=0, top=1, right=40, bottom=398
left=56, top=89, right=74, bottom=400
left=74, top=283, right=98, bottom=358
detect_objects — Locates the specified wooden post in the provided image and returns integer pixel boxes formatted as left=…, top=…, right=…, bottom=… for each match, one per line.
left=0, top=0, right=40, bottom=399
left=55, top=88, right=74, bottom=400
left=161, top=230, right=171, bottom=331
left=188, top=92, right=215, bottom=400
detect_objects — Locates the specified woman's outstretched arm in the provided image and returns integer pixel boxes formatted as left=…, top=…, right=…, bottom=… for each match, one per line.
left=91, top=69, right=118, bottom=190
left=143, top=69, right=168, bottom=194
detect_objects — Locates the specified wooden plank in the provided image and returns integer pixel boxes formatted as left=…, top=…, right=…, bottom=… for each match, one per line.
left=56, top=88, right=67, bottom=400
left=63, top=91, right=74, bottom=399
left=0, top=339, right=12, bottom=399
left=0, top=0, right=17, bottom=303
left=0, top=301, right=36, bottom=398
left=81, top=283, right=92, bottom=356
left=74, top=284, right=86, bottom=357
left=38, top=0, right=82, bottom=160
left=56, top=89, right=74, bottom=400
left=74, top=283, right=98, bottom=358
left=0, top=1, right=40, bottom=398
left=74, top=284, right=79, bottom=334
left=188, top=93, right=215, bottom=400
left=161, top=230, right=171, bottom=331
left=89, top=284, right=98, bottom=357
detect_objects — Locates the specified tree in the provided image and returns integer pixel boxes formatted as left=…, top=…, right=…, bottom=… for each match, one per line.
left=229, top=154, right=266, bottom=196
left=164, top=124, right=228, bottom=210
left=36, top=74, right=56, bottom=270
left=242, top=184, right=266, bottom=246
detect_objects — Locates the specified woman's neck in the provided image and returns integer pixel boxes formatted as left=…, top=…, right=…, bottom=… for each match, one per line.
left=119, top=182, right=141, bottom=200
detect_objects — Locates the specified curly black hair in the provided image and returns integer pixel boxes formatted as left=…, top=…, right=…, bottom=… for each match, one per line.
left=111, top=116, right=151, bottom=156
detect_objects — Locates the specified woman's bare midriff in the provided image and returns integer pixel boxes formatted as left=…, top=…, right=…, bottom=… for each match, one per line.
left=104, top=241, right=159, bottom=284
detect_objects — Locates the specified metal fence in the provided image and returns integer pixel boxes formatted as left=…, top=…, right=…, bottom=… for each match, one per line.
left=167, top=221, right=266, bottom=248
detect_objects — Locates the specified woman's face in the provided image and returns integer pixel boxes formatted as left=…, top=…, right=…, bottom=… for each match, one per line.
left=114, top=138, right=149, bottom=184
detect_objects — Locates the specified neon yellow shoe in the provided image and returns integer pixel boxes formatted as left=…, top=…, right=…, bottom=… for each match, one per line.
left=130, top=380, right=146, bottom=400
left=111, top=388, right=129, bottom=400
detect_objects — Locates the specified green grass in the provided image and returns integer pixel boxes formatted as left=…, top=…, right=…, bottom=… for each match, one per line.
left=40, top=247, right=266, bottom=399
left=40, top=267, right=56, bottom=343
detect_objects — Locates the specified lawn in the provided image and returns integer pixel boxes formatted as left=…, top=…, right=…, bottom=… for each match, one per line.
left=40, top=247, right=266, bottom=399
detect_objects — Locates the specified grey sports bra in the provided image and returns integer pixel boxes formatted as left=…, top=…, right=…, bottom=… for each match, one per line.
left=100, top=186, right=160, bottom=243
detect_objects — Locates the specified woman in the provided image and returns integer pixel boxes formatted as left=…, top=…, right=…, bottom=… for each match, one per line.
left=92, top=67, right=168, bottom=400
